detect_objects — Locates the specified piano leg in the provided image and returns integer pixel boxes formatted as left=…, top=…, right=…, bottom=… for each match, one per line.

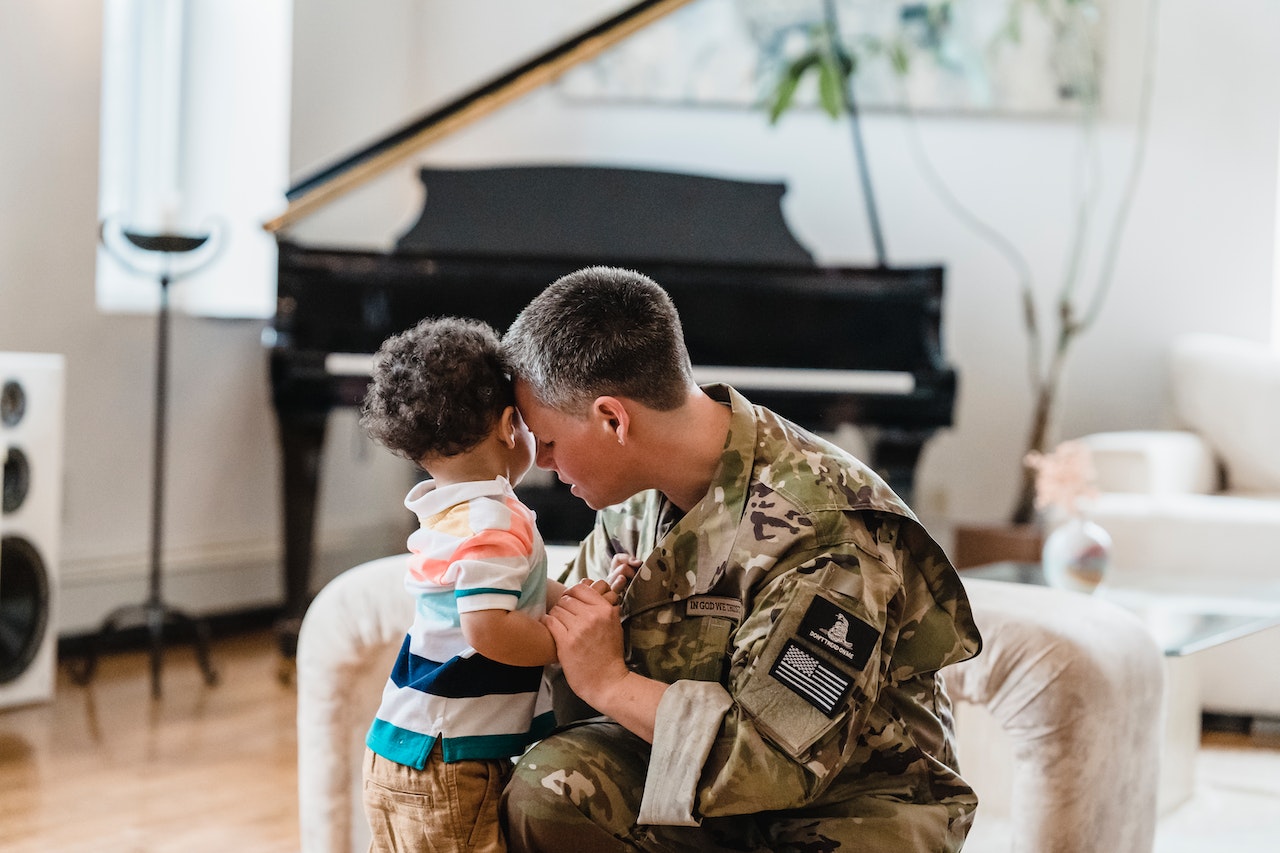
left=275, top=408, right=328, bottom=659
left=865, top=427, right=926, bottom=509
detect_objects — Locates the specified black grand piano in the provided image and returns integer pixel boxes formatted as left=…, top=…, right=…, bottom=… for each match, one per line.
left=266, top=0, right=957, bottom=648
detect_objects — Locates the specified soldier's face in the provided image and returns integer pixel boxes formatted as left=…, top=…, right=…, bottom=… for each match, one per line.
left=514, top=380, right=634, bottom=510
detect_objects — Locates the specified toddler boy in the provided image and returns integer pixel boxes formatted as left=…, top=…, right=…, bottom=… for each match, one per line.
left=358, top=316, right=574, bottom=853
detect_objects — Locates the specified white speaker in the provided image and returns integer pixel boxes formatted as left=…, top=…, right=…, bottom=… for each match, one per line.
left=0, top=352, right=64, bottom=708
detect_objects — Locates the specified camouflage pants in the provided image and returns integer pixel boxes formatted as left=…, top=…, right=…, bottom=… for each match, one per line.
left=500, top=721, right=965, bottom=853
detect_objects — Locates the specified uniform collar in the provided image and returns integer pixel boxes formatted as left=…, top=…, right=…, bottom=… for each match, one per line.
left=659, top=383, right=755, bottom=594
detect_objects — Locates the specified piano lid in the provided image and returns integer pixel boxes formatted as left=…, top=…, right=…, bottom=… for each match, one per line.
left=396, top=165, right=816, bottom=268
left=264, top=0, right=697, bottom=234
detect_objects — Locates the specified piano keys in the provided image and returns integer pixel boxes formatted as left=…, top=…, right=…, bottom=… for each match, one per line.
left=327, top=355, right=916, bottom=396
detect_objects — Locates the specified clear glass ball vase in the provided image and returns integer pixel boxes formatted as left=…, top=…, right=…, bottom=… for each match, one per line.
left=1041, top=515, right=1112, bottom=593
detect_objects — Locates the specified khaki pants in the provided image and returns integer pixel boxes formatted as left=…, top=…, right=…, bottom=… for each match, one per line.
left=363, top=745, right=513, bottom=853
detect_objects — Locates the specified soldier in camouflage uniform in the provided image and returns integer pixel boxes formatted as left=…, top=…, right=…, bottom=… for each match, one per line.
left=499, top=266, right=983, bottom=852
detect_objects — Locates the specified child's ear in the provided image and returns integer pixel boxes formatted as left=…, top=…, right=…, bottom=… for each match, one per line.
left=497, top=405, right=518, bottom=448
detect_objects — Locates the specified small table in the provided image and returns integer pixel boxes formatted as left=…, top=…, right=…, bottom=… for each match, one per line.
left=961, top=561, right=1280, bottom=814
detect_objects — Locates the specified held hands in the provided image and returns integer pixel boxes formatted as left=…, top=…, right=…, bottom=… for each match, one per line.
left=606, top=553, right=641, bottom=598
left=583, top=577, right=620, bottom=606
left=544, top=574, right=631, bottom=708
left=562, top=552, right=637, bottom=607
left=544, top=555, right=664, bottom=742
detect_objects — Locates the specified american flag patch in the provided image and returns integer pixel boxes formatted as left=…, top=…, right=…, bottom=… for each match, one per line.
left=769, top=640, right=852, bottom=718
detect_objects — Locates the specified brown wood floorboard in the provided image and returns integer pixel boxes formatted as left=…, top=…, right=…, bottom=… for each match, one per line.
left=0, top=629, right=299, bottom=853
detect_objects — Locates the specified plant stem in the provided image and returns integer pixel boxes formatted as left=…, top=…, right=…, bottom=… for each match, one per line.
left=1011, top=0, right=1163, bottom=525
left=823, top=0, right=887, bottom=267
left=1012, top=323, right=1073, bottom=524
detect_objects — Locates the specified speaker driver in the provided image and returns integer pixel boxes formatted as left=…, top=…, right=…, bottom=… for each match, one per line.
left=2, top=446, right=30, bottom=514
left=1, top=380, right=25, bottom=427
left=0, top=536, right=50, bottom=684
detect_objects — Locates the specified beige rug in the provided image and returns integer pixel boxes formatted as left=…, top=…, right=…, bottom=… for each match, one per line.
left=1153, top=744, right=1280, bottom=853
left=961, top=739, right=1280, bottom=852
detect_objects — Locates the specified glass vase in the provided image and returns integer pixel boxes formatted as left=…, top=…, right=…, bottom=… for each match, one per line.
left=1041, top=514, right=1112, bottom=593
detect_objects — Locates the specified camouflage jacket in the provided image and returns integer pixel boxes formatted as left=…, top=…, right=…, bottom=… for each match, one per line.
left=562, top=384, right=982, bottom=827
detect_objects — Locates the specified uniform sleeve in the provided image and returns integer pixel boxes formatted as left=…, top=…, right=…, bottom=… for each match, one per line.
left=640, top=517, right=905, bottom=824
left=639, top=681, right=733, bottom=825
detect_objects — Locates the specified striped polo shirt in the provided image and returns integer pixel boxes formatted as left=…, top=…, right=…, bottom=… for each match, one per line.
left=366, top=476, right=555, bottom=768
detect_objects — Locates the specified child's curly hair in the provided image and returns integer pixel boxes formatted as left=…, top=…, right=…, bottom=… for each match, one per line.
left=359, top=316, right=514, bottom=463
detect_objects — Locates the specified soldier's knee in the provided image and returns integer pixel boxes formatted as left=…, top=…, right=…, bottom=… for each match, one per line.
left=502, top=727, right=647, bottom=852
left=502, top=751, right=627, bottom=853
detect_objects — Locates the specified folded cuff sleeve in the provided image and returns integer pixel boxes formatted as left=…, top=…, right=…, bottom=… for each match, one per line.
left=637, top=680, right=733, bottom=826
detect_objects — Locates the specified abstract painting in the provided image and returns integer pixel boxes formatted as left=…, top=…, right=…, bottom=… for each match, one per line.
left=558, top=0, right=1102, bottom=116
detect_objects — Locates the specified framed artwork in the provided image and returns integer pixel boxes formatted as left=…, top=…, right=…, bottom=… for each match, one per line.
left=557, top=0, right=1102, bottom=116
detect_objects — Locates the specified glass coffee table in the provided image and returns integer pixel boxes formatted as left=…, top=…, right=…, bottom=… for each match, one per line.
left=961, top=561, right=1280, bottom=814
left=962, top=561, right=1280, bottom=656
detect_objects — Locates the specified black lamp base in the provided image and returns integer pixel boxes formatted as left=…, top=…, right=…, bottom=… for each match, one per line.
left=68, top=600, right=218, bottom=699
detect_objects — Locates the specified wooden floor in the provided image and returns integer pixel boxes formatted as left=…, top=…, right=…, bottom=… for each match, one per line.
left=0, top=630, right=300, bottom=853
left=3, top=628, right=1279, bottom=853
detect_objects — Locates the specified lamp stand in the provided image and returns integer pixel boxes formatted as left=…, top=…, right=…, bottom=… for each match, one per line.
left=71, top=229, right=221, bottom=698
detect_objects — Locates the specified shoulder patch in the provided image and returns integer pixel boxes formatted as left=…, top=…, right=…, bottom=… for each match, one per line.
left=769, top=640, right=852, bottom=718
left=797, top=596, right=878, bottom=671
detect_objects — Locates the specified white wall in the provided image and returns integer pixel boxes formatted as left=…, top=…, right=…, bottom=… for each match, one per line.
left=2, top=0, right=1276, bottom=635
left=0, top=1, right=405, bottom=633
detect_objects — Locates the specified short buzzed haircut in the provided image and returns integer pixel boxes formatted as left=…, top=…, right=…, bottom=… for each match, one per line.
left=360, top=316, right=513, bottom=462
left=502, top=266, right=695, bottom=413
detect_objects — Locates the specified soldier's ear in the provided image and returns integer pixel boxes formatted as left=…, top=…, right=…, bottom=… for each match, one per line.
left=592, top=396, right=629, bottom=446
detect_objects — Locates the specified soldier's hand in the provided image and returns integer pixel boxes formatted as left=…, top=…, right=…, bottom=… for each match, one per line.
left=545, top=580, right=628, bottom=706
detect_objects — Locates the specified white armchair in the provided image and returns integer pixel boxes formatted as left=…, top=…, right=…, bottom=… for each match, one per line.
left=1080, top=333, right=1280, bottom=718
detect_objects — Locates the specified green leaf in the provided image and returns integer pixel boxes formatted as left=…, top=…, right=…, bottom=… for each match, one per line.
left=817, top=50, right=847, bottom=118
left=767, top=52, right=819, bottom=124
left=888, top=41, right=910, bottom=75
left=767, top=73, right=802, bottom=124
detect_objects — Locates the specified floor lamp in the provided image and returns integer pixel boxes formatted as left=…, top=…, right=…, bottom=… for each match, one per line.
left=72, top=219, right=223, bottom=699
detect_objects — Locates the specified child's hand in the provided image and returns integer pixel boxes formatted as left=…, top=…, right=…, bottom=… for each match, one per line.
left=574, top=553, right=639, bottom=606
left=579, top=577, right=619, bottom=606
left=606, top=553, right=641, bottom=597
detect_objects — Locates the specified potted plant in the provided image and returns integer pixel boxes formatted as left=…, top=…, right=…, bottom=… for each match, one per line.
left=763, top=0, right=1160, bottom=550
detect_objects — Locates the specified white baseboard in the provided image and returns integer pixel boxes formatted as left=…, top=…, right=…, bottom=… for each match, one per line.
left=57, top=524, right=405, bottom=635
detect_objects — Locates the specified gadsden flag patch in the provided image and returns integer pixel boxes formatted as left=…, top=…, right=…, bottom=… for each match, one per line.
left=769, top=640, right=852, bottom=717
left=797, top=595, right=877, bottom=671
